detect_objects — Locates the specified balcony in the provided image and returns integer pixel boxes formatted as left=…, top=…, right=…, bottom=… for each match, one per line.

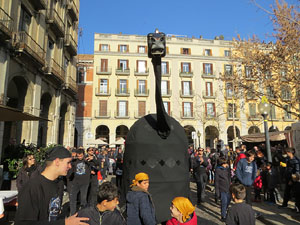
left=12, top=31, right=46, bottom=67
left=67, top=0, right=79, bottom=21
left=179, top=70, right=193, bottom=77
left=162, top=69, right=171, bottom=77
left=205, top=114, right=216, bottom=120
left=134, top=68, right=149, bottom=76
left=96, top=67, right=112, bottom=75
left=46, top=8, right=65, bottom=37
left=31, top=0, right=47, bottom=10
left=0, top=6, right=13, bottom=41
left=95, top=87, right=111, bottom=96
left=115, top=88, right=130, bottom=96
left=202, top=91, right=216, bottom=99
left=134, top=89, right=149, bottom=97
left=180, top=90, right=195, bottom=98
left=181, top=111, right=194, bottom=119
left=202, top=73, right=216, bottom=79
left=95, top=110, right=111, bottom=119
left=44, top=58, right=65, bottom=83
left=161, top=90, right=172, bottom=97
left=248, top=116, right=260, bottom=121
left=64, top=34, right=77, bottom=56
left=227, top=115, right=239, bottom=121
left=115, top=111, right=130, bottom=119
left=116, top=68, right=130, bottom=75
left=65, top=76, right=78, bottom=94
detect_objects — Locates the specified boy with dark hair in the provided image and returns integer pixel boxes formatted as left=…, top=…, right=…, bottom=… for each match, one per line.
left=226, top=184, right=255, bottom=225
left=215, top=157, right=231, bottom=221
left=15, top=146, right=89, bottom=225
left=78, top=182, right=126, bottom=225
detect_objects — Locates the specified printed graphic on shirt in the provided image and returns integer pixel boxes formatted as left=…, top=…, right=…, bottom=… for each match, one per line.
left=76, top=162, right=86, bottom=175
left=245, top=165, right=253, bottom=173
left=48, top=196, right=61, bottom=221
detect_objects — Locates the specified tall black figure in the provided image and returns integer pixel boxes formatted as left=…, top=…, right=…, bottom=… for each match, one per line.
left=122, top=30, right=190, bottom=223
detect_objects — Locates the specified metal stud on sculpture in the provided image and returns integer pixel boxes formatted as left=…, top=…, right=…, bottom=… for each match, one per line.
left=122, top=30, right=190, bottom=223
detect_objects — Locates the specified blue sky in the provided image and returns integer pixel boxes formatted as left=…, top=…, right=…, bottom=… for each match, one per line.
left=78, top=0, right=297, bottom=54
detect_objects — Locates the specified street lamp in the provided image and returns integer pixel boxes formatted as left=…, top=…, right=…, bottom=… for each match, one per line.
left=197, top=131, right=201, bottom=148
left=258, top=96, right=272, bottom=163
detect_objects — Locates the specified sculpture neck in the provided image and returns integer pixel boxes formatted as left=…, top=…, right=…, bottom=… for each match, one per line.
left=152, top=57, right=170, bottom=139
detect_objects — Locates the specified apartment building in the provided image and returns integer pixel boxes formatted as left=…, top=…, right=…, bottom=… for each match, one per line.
left=78, top=32, right=296, bottom=148
left=0, top=0, right=79, bottom=159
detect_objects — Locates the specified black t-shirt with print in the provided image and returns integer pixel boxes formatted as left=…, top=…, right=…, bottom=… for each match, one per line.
left=15, top=174, right=65, bottom=225
left=70, top=159, right=91, bottom=185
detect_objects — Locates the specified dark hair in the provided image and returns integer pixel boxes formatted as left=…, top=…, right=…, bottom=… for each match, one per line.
left=230, top=184, right=246, bottom=200
left=218, top=157, right=227, bottom=166
left=97, top=182, right=119, bottom=203
left=246, top=150, right=255, bottom=158
left=285, top=147, right=295, bottom=155
left=22, top=154, right=34, bottom=168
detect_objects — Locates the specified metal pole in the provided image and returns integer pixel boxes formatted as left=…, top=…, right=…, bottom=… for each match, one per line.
left=263, top=114, right=272, bottom=163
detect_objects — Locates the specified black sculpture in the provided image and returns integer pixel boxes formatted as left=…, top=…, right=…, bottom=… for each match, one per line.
left=122, top=30, right=190, bottom=223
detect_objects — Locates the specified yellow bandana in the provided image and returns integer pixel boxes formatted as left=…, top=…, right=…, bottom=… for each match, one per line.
left=172, top=197, right=195, bottom=222
left=130, top=172, right=149, bottom=187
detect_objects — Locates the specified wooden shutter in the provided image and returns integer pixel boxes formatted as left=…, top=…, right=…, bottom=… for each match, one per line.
left=126, top=80, right=128, bottom=93
left=188, top=48, right=191, bottom=55
left=166, top=62, right=169, bottom=73
left=118, top=45, right=120, bottom=52
left=99, top=44, right=102, bottom=51
left=108, top=44, right=110, bottom=51
left=211, top=64, right=213, bottom=75
left=98, top=79, right=101, bottom=93
left=181, top=63, right=183, bottom=72
left=118, top=59, right=120, bottom=68
left=205, top=103, right=207, bottom=115
left=107, top=79, right=109, bottom=92
left=145, top=80, right=148, bottom=90
left=126, top=45, right=129, bottom=52
left=211, top=82, right=213, bottom=94
left=145, top=46, right=148, bottom=53
left=166, top=47, right=169, bottom=54
left=136, top=60, right=138, bottom=72
left=126, top=60, right=129, bottom=69
left=213, top=103, right=216, bottom=116
left=190, top=81, right=192, bottom=94
left=99, top=100, right=107, bottom=116
left=205, top=82, right=208, bottom=96
left=101, top=59, right=108, bottom=71
left=180, top=48, right=183, bottom=54
left=181, top=81, right=184, bottom=94
left=117, top=79, right=120, bottom=91
left=189, top=63, right=191, bottom=72
left=191, top=102, right=193, bottom=117
left=203, top=63, right=205, bottom=73
left=167, top=81, right=170, bottom=94
left=117, top=101, right=119, bottom=115
left=168, top=102, right=170, bottom=114
left=138, top=101, right=146, bottom=116
left=182, top=103, right=184, bottom=117
left=126, top=101, right=128, bottom=116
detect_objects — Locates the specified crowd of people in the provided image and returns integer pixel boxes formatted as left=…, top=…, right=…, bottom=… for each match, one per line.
left=3, top=142, right=299, bottom=225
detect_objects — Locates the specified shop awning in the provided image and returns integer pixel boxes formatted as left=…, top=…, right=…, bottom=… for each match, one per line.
left=240, top=130, right=292, bottom=143
left=0, top=105, right=49, bottom=121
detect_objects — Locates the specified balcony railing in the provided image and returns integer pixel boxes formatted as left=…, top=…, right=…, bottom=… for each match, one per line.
left=134, top=68, right=149, bottom=76
left=12, top=31, right=46, bottom=66
left=116, top=68, right=130, bottom=75
left=162, top=68, right=171, bottom=77
left=134, top=89, right=149, bottom=97
left=44, top=58, right=65, bottom=82
left=46, top=8, right=65, bottom=37
left=202, top=91, right=216, bottom=99
left=0, top=6, right=13, bottom=40
left=67, top=0, right=79, bottom=21
left=31, top=0, right=47, bottom=10
left=115, top=88, right=130, bottom=96
left=65, top=76, right=78, bottom=93
left=179, top=70, right=193, bottom=77
left=201, top=73, right=216, bottom=79
left=64, top=34, right=77, bottom=56
left=180, top=90, right=195, bottom=98
left=96, top=66, right=112, bottom=75
left=115, top=111, right=130, bottom=119
left=248, top=116, right=260, bottom=121
left=205, top=114, right=216, bottom=120
left=94, top=110, right=111, bottom=118
left=181, top=111, right=194, bottom=119
left=161, top=90, right=172, bottom=97
left=95, top=87, right=111, bottom=96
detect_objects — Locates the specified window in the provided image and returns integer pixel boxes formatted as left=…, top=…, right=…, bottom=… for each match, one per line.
left=245, top=66, right=252, bottom=78
left=64, top=57, right=69, bottom=72
left=204, top=49, right=212, bottom=56
left=99, top=79, right=108, bottom=94
left=101, top=59, right=108, bottom=72
left=203, top=63, right=213, bottom=75
left=77, top=67, right=85, bottom=83
left=266, top=86, right=275, bottom=99
left=225, top=65, right=233, bottom=76
left=205, top=103, right=215, bottom=117
left=183, top=102, right=192, bottom=117
left=270, top=104, right=276, bottom=119
left=226, top=83, right=233, bottom=97
left=46, top=39, right=54, bottom=61
left=181, top=63, right=191, bottom=73
left=163, top=102, right=170, bottom=114
left=205, top=82, right=213, bottom=96
left=19, top=7, right=31, bottom=32
left=182, top=81, right=191, bottom=96
left=137, top=60, right=147, bottom=73
left=249, top=103, right=256, bottom=118
left=138, top=46, right=146, bottom=53
left=99, top=100, right=107, bottom=117
left=181, top=48, right=190, bottom=55
left=138, top=101, right=146, bottom=117
left=247, top=84, right=255, bottom=98
left=161, top=80, right=169, bottom=95
left=100, top=44, right=109, bottom=51
left=138, top=80, right=146, bottom=94
left=118, top=101, right=128, bottom=117
left=161, top=62, right=169, bottom=75
left=224, top=50, right=231, bottom=57
left=281, top=86, right=291, bottom=100
left=119, top=45, right=128, bottom=53
left=118, top=60, right=128, bottom=70
left=228, top=103, right=237, bottom=118
left=284, top=104, right=292, bottom=119
left=119, top=79, right=127, bottom=94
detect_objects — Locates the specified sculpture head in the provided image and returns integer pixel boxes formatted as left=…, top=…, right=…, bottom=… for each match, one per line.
left=147, top=29, right=166, bottom=58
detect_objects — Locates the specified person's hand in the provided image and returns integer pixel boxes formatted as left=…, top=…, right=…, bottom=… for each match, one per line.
left=91, top=171, right=95, bottom=175
left=65, top=213, right=89, bottom=225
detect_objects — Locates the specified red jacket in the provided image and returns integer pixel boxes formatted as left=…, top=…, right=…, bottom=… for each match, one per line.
left=254, top=175, right=262, bottom=189
left=166, top=212, right=197, bottom=225
left=233, top=152, right=246, bottom=170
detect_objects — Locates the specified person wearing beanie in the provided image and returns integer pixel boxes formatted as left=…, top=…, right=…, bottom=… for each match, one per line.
left=126, top=172, right=156, bottom=225
left=166, top=197, right=197, bottom=225
left=15, top=146, right=89, bottom=225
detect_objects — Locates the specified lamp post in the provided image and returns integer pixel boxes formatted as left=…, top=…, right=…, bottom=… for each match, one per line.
left=258, top=96, right=272, bottom=163
left=197, top=131, right=201, bottom=148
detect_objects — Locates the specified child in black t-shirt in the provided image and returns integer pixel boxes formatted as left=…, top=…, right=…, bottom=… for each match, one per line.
left=78, top=182, right=126, bottom=225
left=226, top=184, right=255, bottom=225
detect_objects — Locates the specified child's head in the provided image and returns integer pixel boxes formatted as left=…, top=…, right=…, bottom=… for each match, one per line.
left=266, top=162, right=272, bottom=170
left=230, top=184, right=246, bottom=202
left=170, top=197, right=195, bottom=222
left=246, top=150, right=255, bottom=163
left=97, top=182, right=119, bottom=211
left=130, top=172, right=150, bottom=191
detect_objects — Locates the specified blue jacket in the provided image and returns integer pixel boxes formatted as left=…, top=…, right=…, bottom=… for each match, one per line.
left=126, top=186, right=156, bottom=225
left=236, top=158, right=257, bottom=186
